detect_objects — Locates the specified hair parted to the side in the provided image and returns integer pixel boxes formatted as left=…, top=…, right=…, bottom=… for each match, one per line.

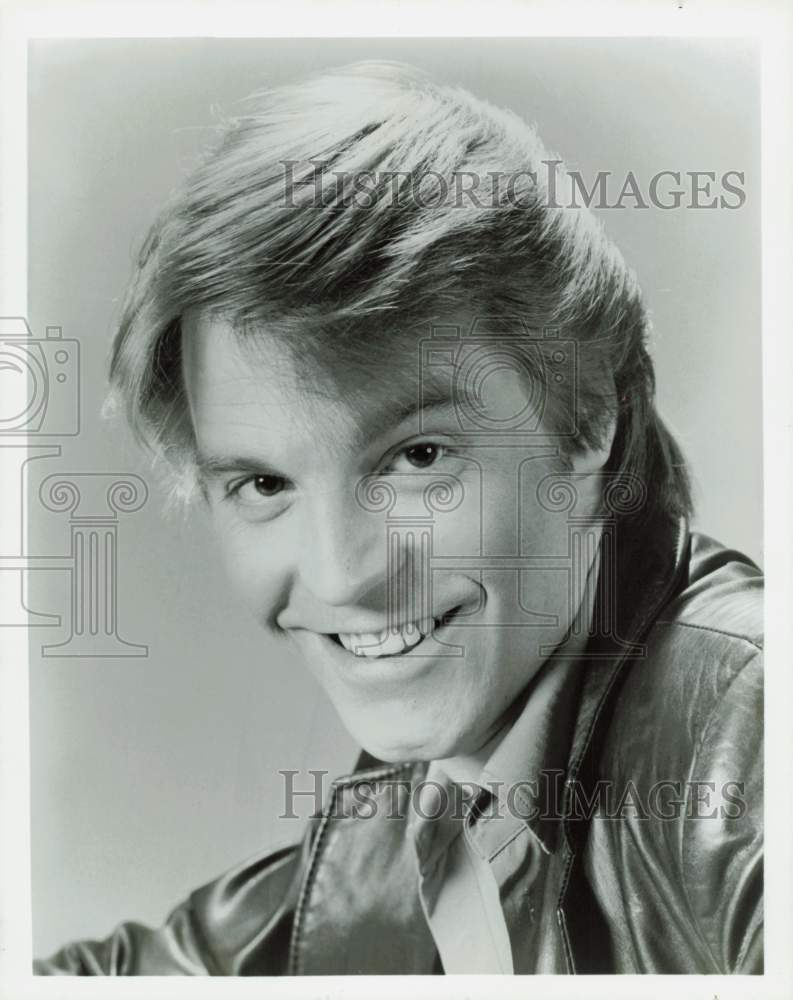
left=108, top=59, right=692, bottom=519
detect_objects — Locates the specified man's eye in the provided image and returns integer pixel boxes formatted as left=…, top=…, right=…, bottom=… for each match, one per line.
left=406, top=443, right=442, bottom=468
left=227, top=473, right=287, bottom=504
left=390, top=442, right=447, bottom=472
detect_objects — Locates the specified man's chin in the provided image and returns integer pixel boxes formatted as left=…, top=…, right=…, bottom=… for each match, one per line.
left=340, top=716, right=469, bottom=766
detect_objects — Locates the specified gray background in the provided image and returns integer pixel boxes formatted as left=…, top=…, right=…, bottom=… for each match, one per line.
left=27, top=38, right=761, bottom=955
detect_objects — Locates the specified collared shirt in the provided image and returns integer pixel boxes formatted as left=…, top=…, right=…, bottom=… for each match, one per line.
left=407, top=654, right=582, bottom=974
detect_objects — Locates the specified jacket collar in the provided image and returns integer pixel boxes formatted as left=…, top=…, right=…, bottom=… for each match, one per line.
left=560, top=508, right=690, bottom=854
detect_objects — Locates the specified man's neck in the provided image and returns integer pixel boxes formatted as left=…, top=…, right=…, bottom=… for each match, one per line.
left=437, top=538, right=602, bottom=789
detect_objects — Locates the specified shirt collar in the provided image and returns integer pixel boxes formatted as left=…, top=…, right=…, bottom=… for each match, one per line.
left=406, top=760, right=468, bottom=875
left=450, top=544, right=600, bottom=854
left=406, top=653, right=583, bottom=861
left=479, top=653, right=582, bottom=854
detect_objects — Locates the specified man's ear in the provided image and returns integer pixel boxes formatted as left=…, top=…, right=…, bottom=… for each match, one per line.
left=565, top=412, right=617, bottom=520
left=569, top=409, right=617, bottom=476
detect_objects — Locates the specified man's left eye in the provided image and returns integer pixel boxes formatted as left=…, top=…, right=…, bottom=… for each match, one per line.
left=225, top=473, right=288, bottom=506
left=391, top=442, right=446, bottom=471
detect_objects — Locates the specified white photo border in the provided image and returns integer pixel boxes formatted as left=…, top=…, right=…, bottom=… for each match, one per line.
left=1, top=1, right=790, bottom=998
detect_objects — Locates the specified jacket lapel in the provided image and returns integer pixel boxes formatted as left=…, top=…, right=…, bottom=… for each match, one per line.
left=556, top=510, right=690, bottom=971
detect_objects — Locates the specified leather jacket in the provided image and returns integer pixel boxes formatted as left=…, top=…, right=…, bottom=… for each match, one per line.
left=35, top=508, right=763, bottom=975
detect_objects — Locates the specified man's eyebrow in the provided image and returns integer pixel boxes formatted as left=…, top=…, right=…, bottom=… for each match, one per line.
left=354, top=395, right=461, bottom=444
left=344, top=390, right=459, bottom=448
left=194, top=454, right=284, bottom=480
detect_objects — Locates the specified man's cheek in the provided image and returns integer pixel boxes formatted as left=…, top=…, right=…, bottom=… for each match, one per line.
left=217, top=526, right=285, bottom=621
left=431, top=501, right=483, bottom=560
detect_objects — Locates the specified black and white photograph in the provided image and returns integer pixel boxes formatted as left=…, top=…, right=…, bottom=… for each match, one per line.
left=1, top=1, right=791, bottom=995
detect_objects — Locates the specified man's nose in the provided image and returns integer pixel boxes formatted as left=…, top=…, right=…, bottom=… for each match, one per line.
left=297, top=488, right=389, bottom=609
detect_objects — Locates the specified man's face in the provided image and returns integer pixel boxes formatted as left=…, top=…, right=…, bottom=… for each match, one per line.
left=182, top=312, right=606, bottom=762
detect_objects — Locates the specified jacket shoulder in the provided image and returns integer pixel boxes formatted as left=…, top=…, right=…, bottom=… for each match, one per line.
left=586, top=531, right=763, bottom=973
left=603, top=530, right=763, bottom=781
left=656, top=530, right=763, bottom=649
left=609, top=532, right=762, bottom=749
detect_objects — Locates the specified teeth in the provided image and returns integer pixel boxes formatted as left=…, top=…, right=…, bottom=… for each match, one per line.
left=337, top=616, right=437, bottom=658
left=417, top=616, right=434, bottom=636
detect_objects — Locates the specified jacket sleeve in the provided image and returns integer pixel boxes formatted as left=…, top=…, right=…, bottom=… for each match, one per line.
left=682, top=647, right=763, bottom=974
left=34, top=839, right=308, bottom=976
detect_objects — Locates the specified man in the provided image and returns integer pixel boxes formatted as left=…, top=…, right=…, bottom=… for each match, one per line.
left=35, top=61, right=763, bottom=975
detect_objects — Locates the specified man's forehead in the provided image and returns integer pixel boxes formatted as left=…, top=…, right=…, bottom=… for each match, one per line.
left=182, top=308, right=456, bottom=442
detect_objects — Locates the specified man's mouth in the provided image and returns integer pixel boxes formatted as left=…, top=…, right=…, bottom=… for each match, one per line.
left=329, top=606, right=463, bottom=659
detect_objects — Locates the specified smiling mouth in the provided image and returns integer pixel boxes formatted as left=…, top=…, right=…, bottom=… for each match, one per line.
left=329, top=606, right=463, bottom=659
